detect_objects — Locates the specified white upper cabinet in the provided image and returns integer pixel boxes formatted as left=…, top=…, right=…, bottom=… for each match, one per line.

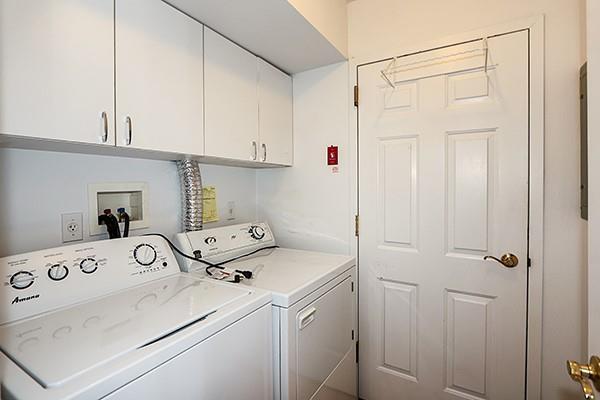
left=258, top=59, right=293, bottom=166
left=115, top=0, right=204, bottom=155
left=204, top=27, right=259, bottom=162
left=0, top=1, right=115, bottom=145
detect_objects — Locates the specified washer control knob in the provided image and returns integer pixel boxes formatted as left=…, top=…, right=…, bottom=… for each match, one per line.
left=249, top=225, right=265, bottom=240
left=79, top=258, right=98, bottom=274
left=204, top=236, right=217, bottom=245
left=10, top=271, right=35, bottom=290
left=134, top=244, right=157, bottom=266
left=48, top=264, right=69, bottom=281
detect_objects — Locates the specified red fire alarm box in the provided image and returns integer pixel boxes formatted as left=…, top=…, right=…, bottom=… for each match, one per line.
left=328, top=146, right=338, bottom=165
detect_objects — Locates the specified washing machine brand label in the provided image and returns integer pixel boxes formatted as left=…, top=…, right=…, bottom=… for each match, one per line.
left=11, top=294, right=39, bottom=304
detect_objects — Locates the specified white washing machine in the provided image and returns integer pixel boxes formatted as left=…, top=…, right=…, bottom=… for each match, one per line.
left=0, top=236, right=273, bottom=400
left=175, top=222, right=357, bottom=400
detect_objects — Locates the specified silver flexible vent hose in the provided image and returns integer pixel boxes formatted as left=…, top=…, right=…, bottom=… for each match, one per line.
left=177, top=159, right=203, bottom=232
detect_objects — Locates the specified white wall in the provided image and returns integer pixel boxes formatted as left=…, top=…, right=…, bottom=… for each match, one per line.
left=257, top=62, right=351, bottom=254
left=346, top=1, right=585, bottom=399
left=0, top=148, right=257, bottom=257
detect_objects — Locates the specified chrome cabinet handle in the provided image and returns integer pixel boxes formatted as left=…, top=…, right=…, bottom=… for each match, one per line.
left=251, top=141, right=257, bottom=160
left=262, top=143, right=267, bottom=162
left=483, top=253, right=519, bottom=268
left=125, top=116, right=132, bottom=145
left=101, top=112, right=109, bottom=143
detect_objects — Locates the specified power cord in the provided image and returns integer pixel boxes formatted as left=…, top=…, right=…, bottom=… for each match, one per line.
left=143, top=233, right=278, bottom=280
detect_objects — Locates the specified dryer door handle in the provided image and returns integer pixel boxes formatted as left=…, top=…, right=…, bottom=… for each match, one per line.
left=298, top=307, right=317, bottom=330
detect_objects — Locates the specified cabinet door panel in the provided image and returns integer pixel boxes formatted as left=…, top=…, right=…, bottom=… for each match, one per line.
left=258, top=59, right=293, bottom=166
left=204, top=27, right=259, bottom=162
left=0, top=1, right=114, bottom=145
left=116, top=0, right=204, bottom=155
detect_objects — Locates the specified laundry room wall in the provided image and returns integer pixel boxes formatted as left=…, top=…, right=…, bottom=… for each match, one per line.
left=256, top=61, right=352, bottom=255
left=0, top=148, right=258, bottom=257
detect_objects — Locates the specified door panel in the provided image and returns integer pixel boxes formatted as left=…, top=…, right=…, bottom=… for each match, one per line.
left=204, top=27, right=259, bottom=161
left=358, top=31, right=529, bottom=400
left=258, top=58, right=293, bottom=165
left=381, top=280, right=418, bottom=379
left=0, top=0, right=114, bottom=145
left=115, top=0, right=204, bottom=154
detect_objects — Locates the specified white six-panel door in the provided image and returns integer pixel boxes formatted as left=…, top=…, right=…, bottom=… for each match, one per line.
left=358, top=31, right=529, bottom=400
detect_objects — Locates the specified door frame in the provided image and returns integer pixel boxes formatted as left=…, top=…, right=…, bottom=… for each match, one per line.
left=348, top=16, right=545, bottom=399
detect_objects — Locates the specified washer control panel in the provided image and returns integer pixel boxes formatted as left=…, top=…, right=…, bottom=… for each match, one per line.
left=0, top=236, right=178, bottom=324
left=173, top=222, right=275, bottom=272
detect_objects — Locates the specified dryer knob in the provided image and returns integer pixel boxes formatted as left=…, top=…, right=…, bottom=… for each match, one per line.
left=249, top=225, right=265, bottom=240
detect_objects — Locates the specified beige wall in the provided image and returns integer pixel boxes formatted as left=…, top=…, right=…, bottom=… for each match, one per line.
left=348, top=1, right=587, bottom=399
left=287, top=0, right=348, bottom=57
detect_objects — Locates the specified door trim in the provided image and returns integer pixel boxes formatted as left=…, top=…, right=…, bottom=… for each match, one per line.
left=348, top=15, right=545, bottom=400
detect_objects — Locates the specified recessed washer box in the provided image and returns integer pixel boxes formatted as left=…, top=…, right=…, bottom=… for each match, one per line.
left=88, top=182, right=149, bottom=236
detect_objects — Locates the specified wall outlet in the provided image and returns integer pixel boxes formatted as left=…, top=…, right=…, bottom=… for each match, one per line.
left=226, top=201, right=236, bottom=221
left=62, top=212, right=83, bottom=243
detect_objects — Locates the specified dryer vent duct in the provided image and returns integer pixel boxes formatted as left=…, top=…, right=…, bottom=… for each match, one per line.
left=177, top=159, right=203, bottom=232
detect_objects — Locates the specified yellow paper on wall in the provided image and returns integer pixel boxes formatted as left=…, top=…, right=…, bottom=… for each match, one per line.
left=202, top=186, right=218, bottom=223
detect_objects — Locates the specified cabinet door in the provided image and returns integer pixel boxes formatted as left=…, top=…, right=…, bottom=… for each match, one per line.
left=258, top=59, right=293, bottom=166
left=115, top=0, right=204, bottom=155
left=0, top=1, right=114, bottom=145
left=204, top=28, right=259, bottom=162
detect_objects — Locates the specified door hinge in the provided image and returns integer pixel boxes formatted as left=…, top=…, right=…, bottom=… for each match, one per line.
left=354, top=85, right=359, bottom=107
left=355, top=340, right=359, bottom=363
left=354, top=215, right=359, bottom=237
left=351, top=281, right=354, bottom=292
left=351, top=329, right=354, bottom=340
left=527, top=257, right=532, bottom=268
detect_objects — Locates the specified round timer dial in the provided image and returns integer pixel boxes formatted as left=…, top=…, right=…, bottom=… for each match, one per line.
left=48, top=264, right=69, bottom=281
left=249, top=225, right=265, bottom=240
left=10, top=271, right=35, bottom=290
left=80, top=258, right=98, bottom=274
left=134, top=244, right=157, bottom=266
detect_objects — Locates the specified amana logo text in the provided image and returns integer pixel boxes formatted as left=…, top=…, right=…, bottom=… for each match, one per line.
left=12, top=294, right=40, bottom=304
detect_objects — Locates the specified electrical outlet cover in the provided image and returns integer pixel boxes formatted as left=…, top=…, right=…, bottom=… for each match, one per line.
left=62, top=212, right=83, bottom=243
left=227, top=201, right=236, bottom=221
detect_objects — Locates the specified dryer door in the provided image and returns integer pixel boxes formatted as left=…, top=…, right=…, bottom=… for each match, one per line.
left=296, top=276, right=353, bottom=400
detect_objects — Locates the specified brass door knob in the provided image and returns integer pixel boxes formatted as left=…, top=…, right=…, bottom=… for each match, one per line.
left=483, top=253, right=519, bottom=268
left=567, top=356, right=600, bottom=399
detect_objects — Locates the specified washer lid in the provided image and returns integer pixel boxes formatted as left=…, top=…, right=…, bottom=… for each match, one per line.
left=0, top=274, right=250, bottom=389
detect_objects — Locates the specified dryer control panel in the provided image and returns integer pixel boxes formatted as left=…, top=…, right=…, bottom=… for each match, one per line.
left=0, top=236, right=179, bottom=324
left=174, top=222, right=276, bottom=272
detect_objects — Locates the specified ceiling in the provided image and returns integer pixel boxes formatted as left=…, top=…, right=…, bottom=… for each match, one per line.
left=165, top=0, right=347, bottom=74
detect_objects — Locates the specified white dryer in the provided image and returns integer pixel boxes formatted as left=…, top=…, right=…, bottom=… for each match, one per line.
left=0, top=236, right=273, bottom=400
left=175, top=222, right=357, bottom=400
